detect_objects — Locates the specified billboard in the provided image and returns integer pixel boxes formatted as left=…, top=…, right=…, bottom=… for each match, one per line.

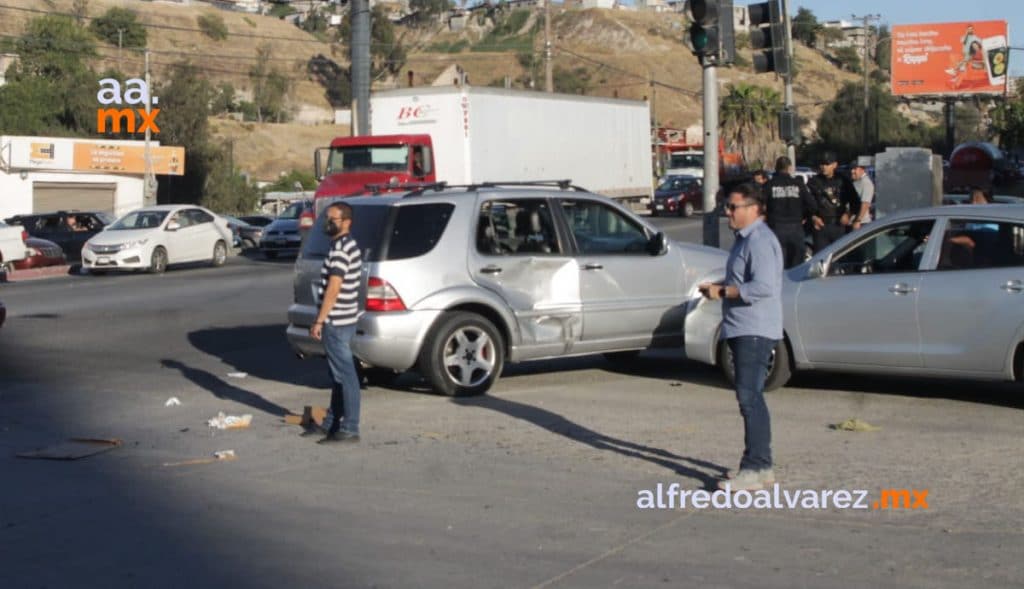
left=891, top=20, right=1009, bottom=97
left=3, top=136, right=184, bottom=176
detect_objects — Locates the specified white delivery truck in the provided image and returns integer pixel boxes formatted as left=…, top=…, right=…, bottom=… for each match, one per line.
left=312, top=86, right=652, bottom=212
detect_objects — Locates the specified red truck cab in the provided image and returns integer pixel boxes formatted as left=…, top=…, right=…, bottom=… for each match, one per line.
left=302, top=134, right=436, bottom=230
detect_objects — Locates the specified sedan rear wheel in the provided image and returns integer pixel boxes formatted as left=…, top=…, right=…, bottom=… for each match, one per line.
left=211, top=240, right=227, bottom=267
left=148, top=246, right=168, bottom=274
left=419, top=312, right=504, bottom=396
left=719, top=338, right=792, bottom=392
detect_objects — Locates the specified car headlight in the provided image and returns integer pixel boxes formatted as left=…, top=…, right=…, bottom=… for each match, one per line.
left=123, top=239, right=148, bottom=250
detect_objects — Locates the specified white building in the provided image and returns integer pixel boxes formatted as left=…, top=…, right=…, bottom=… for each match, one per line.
left=0, top=136, right=184, bottom=220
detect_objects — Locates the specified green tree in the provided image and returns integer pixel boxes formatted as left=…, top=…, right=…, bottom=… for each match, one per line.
left=875, top=24, right=891, bottom=72
left=202, top=146, right=261, bottom=214
left=197, top=13, right=229, bottom=41
left=6, top=15, right=97, bottom=135
left=720, top=83, right=782, bottom=167
left=552, top=66, right=591, bottom=95
left=991, top=84, right=1024, bottom=148
left=833, top=46, right=862, bottom=74
left=248, top=44, right=291, bottom=122
left=816, top=81, right=943, bottom=161
left=264, top=169, right=318, bottom=192
left=0, top=76, right=67, bottom=135
left=410, top=0, right=452, bottom=25
left=792, top=7, right=818, bottom=46
left=90, top=7, right=147, bottom=48
left=155, top=62, right=217, bottom=206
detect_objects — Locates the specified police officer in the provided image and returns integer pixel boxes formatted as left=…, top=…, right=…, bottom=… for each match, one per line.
left=765, top=156, right=816, bottom=268
left=806, top=151, right=859, bottom=253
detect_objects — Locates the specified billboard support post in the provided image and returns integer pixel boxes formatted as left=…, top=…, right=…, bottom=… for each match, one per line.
left=945, top=98, right=957, bottom=157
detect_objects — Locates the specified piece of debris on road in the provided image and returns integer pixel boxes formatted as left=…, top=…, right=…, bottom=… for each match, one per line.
left=17, top=438, right=123, bottom=460
left=829, top=418, right=881, bottom=432
left=207, top=412, right=253, bottom=430
left=163, top=449, right=238, bottom=467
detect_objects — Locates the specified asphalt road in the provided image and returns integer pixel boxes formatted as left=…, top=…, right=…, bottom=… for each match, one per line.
left=1, top=242, right=1022, bottom=588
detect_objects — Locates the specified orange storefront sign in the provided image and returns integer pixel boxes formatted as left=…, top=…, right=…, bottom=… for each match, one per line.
left=72, top=143, right=185, bottom=176
left=891, top=20, right=1009, bottom=97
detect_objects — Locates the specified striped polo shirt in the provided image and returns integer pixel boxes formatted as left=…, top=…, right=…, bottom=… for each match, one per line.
left=319, top=233, right=363, bottom=326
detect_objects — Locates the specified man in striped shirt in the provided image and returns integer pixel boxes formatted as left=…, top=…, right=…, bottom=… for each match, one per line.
left=309, top=202, right=363, bottom=444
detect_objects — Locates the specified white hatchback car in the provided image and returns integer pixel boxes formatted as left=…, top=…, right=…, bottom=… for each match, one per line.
left=82, top=205, right=232, bottom=274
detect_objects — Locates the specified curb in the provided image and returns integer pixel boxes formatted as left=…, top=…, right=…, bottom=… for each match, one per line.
left=1, top=265, right=75, bottom=283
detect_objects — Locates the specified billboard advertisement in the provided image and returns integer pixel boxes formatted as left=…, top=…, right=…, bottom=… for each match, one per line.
left=3, top=136, right=184, bottom=175
left=891, top=20, right=1009, bottom=97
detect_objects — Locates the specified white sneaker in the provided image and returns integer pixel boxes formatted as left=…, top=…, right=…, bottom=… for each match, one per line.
left=719, top=469, right=764, bottom=491
left=724, top=468, right=775, bottom=484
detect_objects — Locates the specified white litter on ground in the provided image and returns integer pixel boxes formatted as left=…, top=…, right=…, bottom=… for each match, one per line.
left=227, top=372, right=248, bottom=379
left=165, top=397, right=181, bottom=407
left=213, top=450, right=236, bottom=460
left=207, top=412, right=253, bottom=430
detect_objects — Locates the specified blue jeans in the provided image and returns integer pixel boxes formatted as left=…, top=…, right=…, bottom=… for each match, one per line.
left=324, top=323, right=360, bottom=435
left=727, top=336, right=775, bottom=471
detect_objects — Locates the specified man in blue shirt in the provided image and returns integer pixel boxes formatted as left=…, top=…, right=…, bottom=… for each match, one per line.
left=699, top=183, right=784, bottom=491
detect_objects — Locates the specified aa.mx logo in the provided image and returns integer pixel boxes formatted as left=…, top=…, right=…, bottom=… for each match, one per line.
left=96, top=78, right=160, bottom=134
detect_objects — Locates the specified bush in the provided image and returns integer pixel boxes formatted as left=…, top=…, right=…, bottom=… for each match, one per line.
left=197, top=13, right=228, bottom=41
left=90, top=7, right=147, bottom=48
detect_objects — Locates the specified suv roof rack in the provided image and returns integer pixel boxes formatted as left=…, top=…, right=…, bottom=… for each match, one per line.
left=469, top=180, right=589, bottom=192
left=362, top=181, right=447, bottom=196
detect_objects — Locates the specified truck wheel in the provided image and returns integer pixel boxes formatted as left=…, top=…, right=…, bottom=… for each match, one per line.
left=148, top=247, right=168, bottom=274
left=418, top=311, right=504, bottom=396
left=718, top=338, right=792, bottom=392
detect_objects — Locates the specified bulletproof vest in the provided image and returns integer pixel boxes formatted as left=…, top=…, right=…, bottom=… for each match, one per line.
left=813, top=177, right=843, bottom=220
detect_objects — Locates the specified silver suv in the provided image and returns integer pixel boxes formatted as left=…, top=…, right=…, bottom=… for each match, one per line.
left=286, top=184, right=727, bottom=396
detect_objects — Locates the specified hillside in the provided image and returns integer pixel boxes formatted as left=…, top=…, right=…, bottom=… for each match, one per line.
left=1, top=1, right=862, bottom=180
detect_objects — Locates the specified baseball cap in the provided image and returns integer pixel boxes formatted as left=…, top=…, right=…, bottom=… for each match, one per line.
left=819, top=151, right=838, bottom=165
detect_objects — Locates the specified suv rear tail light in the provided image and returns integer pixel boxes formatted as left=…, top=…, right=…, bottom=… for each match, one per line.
left=21, top=230, right=28, bottom=243
left=299, top=211, right=315, bottom=229
left=366, top=277, right=406, bottom=312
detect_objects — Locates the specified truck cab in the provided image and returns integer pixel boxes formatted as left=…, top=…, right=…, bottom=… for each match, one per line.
left=303, top=134, right=436, bottom=231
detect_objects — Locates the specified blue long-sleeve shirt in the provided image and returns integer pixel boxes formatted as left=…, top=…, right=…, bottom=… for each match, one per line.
left=721, top=218, right=784, bottom=340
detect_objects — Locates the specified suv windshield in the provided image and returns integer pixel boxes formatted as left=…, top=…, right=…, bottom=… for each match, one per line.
left=301, top=203, right=391, bottom=261
left=278, top=201, right=309, bottom=220
left=109, top=210, right=168, bottom=230
left=327, top=145, right=408, bottom=174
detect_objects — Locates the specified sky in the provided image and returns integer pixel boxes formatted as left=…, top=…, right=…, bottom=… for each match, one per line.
left=786, top=0, right=1024, bottom=76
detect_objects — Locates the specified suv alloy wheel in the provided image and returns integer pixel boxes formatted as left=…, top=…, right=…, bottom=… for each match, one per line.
left=419, top=311, right=505, bottom=396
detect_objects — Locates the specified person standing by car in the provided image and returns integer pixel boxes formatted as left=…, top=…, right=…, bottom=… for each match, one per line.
left=309, top=202, right=363, bottom=445
left=807, top=151, right=859, bottom=253
left=699, top=183, right=784, bottom=492
left=850, top=161, right=875, bottom=231
left=766, top=156, right=816, bottom=268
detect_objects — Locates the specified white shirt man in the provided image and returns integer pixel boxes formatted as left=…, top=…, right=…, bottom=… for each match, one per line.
left=850, top=164, right=874, bottom=230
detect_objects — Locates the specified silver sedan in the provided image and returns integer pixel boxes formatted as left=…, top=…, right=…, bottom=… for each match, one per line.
left=684, top=204, right=1024, bottom=389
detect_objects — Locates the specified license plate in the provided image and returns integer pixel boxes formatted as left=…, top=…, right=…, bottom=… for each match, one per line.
left=276, top=239, right=287, bottom=245
left=97, top=256, right=110, bottom=264
left=655, top=204, right=664, bottom=210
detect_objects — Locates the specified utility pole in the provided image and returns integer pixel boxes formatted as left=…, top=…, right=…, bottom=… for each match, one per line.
left=782, top=0, right=795, bottom=164
left=118, top=28, right=124, bottom=72
left=701, top=62, right=720, bottom=248
left=144, top=49, right=156, bottom=207
left=853, top=13, right=881, bottom=151
left=544, top=0, right=553, bottom=92
left=351, top=0, right=371, bottom=136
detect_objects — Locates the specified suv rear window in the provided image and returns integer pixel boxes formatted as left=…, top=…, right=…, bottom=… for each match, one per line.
left=385, top=203, right=454, bottom=260
left=301, top=203, right=391, bottom=261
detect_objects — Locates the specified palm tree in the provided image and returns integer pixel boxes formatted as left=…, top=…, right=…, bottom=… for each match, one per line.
left=719, top=83, right=782, bottom=168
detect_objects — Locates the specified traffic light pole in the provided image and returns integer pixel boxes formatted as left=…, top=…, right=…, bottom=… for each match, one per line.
left=782, top=0, right=795, bottom=164
left=702, top=61, right=720, bottom=249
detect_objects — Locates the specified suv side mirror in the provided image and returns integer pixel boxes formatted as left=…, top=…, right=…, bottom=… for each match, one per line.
left=166, top=221, right=181, bottom=232
left=808, top=254, right=831, bottom=279
left=647, top=232, right=667, bottom=256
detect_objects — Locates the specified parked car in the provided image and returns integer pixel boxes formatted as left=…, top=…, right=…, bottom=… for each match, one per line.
left=943, top=193, right=1024, bottom=205
left=650, top=175, right=703, bottom=217
left=286, top=185, right=728, bottom=396
left=221, top=215, right=264, bottom=250
left=239, top=215, right=274, bottom=228
left=685, top=204, right=1024, bottom=390
left=5, top=211, right=112, bottom=262
left=0, top=299, right=5, bottom=328
left=13, top=238, right=66, bottom=270
left=0, top=220, right=29, bottom=272
left=82, top=205, right=232, bottom=274
left=260, top=200, right=312, bottom=259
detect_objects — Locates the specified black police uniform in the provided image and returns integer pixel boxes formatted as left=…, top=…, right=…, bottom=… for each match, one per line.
left=766, top=172, right=816, bottom=268
left=807, top=173, right=859, bottom=253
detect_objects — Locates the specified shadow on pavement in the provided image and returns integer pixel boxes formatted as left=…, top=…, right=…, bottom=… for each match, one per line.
left=187, top=324, right=325, bottom=389
left=161, top=358, right=290, bottom=417
left=451, top=395, right=727, bottom=489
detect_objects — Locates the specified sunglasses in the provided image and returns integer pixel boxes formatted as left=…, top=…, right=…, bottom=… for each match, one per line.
left=724, top=202, right=756, bottom=212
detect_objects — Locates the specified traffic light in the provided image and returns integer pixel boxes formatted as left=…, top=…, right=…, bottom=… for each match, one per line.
left=749, top=0, right=789, bottom=75
left=686, top=0, right=735, bottom=65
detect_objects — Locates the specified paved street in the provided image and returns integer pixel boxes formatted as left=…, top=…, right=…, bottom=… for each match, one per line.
left=1, top=235, right=1022, bottom=588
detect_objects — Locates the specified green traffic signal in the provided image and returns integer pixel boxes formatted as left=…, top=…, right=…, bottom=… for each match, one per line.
left=690, top=23, right=710, bottom=53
